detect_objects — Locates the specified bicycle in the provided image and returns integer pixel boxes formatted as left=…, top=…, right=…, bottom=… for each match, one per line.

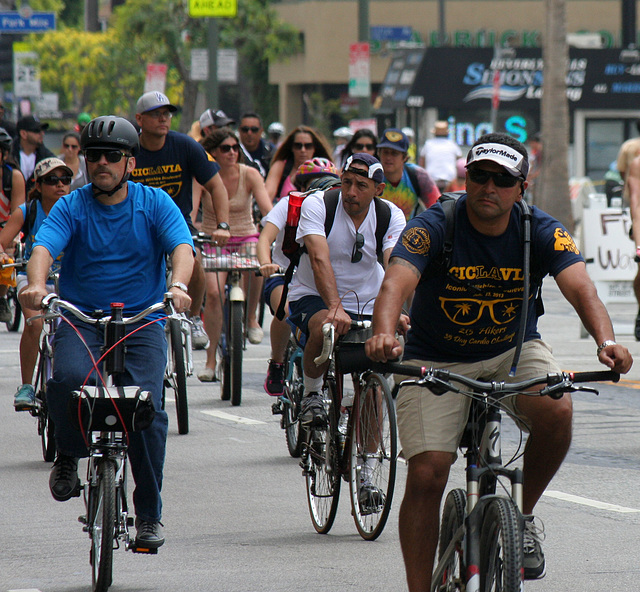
left=374, top=361, right=619, bottom=592
left=201, top=238, right=261, bottom=406
left=271, top=335, right=304, bottom=457
left=39, top=293, right=175, bottom=592
left=1, top=254, right=23, bottom=332
left=301, top=320, right=397, bottom=541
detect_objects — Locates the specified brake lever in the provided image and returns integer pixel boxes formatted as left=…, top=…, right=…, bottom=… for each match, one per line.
left=570, top=385, right=600, bottom=396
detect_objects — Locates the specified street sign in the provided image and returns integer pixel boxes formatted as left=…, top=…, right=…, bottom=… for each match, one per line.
left=188, top=0, right=237, bottom=18
left=0, top=12, right=55, bottom=33
left=144, top=63, right=167, bottom=93
left=370, top=26, right=413, bottom=42
left=349, top=42, right=370, bottom=98
left=13, top=48, right=40, bottom=97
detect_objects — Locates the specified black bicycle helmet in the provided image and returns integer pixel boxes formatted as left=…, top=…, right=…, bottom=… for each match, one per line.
left=307, top=174, right=341, bottom=192
left=81, top=116, right=139, bottom=155
left=0, top=127, right=12, bottom=152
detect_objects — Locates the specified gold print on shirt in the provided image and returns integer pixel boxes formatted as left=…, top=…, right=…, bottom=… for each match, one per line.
left=553, top=228, right=580, bottom=254
left=402, top=227, right=430, bottom=254
left=131, top=164, right=184, bottom=199
left=439, top=296, right=520, bottom=326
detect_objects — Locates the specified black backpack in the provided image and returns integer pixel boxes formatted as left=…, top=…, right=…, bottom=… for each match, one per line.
left=275, top=187, right=393, bottom=320
left=2, top=162, right=13, bottom=201
left=20, top=199, right=39, bottom=243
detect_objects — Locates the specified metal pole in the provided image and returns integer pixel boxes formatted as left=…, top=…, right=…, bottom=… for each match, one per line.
left=438, top=0, right=446, bottom=45
left=622, top=0, right=636, bottom=48
left=357, top=0, right=371, bottom=119
left=206, top=18, right=219, bottom=108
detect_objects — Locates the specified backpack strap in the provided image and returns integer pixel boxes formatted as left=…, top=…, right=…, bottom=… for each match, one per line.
left=21, top=199, right=39, bottom=242
left=373, top=197, right=392, bottom=264
left=2, top=163, right=12, bottom=201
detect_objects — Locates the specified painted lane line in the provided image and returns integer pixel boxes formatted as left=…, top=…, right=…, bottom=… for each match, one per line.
left=544, top=490, right=640, bottom=513
left=201, top=409, right=266, bottom=425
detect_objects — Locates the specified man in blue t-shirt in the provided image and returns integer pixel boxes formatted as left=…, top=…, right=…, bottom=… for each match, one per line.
left=20, top=116, right=194, bottom=551
left=366, top=133, right=633, bottom=591
left=132, top=91, right=230, bottom=349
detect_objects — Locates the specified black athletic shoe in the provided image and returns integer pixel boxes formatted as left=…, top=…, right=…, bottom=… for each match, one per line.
left=635, top=311, right=640, bottom=341
left=358, top=483, right=386, bottom=515
left=299, top=392, right=327, bottom=427
left=135, top=519, right=165, bottom=549
left=49, top=455, right=80, bottom=502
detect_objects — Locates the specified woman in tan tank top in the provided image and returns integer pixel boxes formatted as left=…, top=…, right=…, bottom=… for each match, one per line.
left=197, top=128, right=272, bottom=381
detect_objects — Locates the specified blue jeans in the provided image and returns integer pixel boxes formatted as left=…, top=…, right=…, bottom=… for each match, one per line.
left=47, top=319, right=169, bottom=522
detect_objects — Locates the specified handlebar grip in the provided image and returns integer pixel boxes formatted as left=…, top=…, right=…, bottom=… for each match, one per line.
left=314, top=323, right=334, bottom=366
left=370, top=361, right=427, bottom=378
left=570, top=370, right=620, bottom=383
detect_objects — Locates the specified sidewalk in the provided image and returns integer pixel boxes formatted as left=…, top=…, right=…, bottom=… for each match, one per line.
left=537, top=278, right=638, bottom=377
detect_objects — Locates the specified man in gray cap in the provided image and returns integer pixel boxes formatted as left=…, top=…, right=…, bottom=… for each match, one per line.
left=199, top=108, right=235, bottom=137
left=132, top=91, right=230, bottom=349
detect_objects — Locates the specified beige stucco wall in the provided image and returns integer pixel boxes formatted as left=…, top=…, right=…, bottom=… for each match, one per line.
left=270, top=0, right=628, bottom=127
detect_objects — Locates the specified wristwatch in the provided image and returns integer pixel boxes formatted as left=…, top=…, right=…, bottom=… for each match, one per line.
left=168, top=281, right=189, bottom=293
left=596, top=340, right=616, bottom=356
left=217, top=222, right=230, bottom=231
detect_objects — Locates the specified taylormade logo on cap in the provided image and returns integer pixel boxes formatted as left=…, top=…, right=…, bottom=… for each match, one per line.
left=467, top=142, right=528, bottom=178
left=475, top=146, right=519, bottom=163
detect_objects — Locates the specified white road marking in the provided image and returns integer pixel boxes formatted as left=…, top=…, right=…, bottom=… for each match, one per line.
left=9, top=589, right=44, bottom=591
left=544, top=490, right=640, bottom=514
left=201, top=409, right=266, bottom=425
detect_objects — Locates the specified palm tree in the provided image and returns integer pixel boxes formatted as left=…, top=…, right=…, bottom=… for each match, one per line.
left=538, top=0, right=573, bottom=232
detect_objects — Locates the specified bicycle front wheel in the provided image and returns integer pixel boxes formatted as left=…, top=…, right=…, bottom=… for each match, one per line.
left=305, top=380, right=340, bottom=534
left=284, top=343, right=304, bottom=457
left=479, top=497, right=523, bottom=592
left=349, top=372, right=397, bottom=540
left=36, top=342, right=56, bottom=462
left=6, top=287, right=21, bottom=332
left=90, top=459, right=116, bottom=592
left=168, top=318, right=189, bottom=434
left=229, top=300, right=244, bottom=406
left=437, top=488, right=466, bottom=591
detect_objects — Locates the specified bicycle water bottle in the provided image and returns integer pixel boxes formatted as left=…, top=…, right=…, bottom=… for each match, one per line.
left=282, top=192, right=305, bottom=257
left=337, top=409, right=349, bottom=454
left=106, top=302, right=126, bottom=375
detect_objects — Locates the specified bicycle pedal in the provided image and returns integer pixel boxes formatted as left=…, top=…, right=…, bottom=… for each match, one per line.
left=78, top=514, right=88, bottom=525
left=129, top=542, right=159, bottom=555
left=127, top=517, right=135, bottom=527
left=271, top=402, right=283, bottom=415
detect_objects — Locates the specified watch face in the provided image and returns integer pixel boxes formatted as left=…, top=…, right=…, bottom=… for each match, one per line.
left=217, top=223, right=230, bottom=230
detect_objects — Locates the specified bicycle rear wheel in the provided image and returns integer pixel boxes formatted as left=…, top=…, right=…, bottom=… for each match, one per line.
left=479, top=497, right=522, bottom=592
left=6, top=287, right=21, bottom=332
left=437, top=488, right=466, bottom=591
left=90, top=458, right=116, bottom=592
left=229, top=300, right=244, bottom=406
left=35, top=340, right=56, bottom=462
left=349, top=372, right=397, bottom=540
left=305, top=380, right=340, bottom=534
left=284, top=342, right=303, bottom=457
left=168, top=318, right=189, bottom=434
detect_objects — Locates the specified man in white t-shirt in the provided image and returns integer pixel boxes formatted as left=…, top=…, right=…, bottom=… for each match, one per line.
left=419, top=120, right=462, bottom=192
left=287, top=153, right=406, bottom=427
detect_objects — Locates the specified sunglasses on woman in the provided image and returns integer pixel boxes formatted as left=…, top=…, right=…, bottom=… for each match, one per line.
left=218, top=144, right=239, bottom=153
left=41, top=175, right=72, bottom=186
left=292, top=142, right=314, bottom=150
left=353, top=142, right=375, bottom=151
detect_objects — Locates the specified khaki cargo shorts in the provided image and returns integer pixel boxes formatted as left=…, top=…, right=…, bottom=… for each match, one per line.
left=395, top=340, right=561, bottom=461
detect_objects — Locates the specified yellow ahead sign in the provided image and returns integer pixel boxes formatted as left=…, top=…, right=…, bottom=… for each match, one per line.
left=189, top=0, right=237, bottom=17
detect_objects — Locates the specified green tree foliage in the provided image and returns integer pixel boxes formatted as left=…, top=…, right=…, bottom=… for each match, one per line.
left=26, top=0, right=300, bottom=127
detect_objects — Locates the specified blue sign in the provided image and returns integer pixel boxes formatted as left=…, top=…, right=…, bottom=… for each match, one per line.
left=370, top=26, right=413, bottom=42
left=0, top=12, right=56, bottom=33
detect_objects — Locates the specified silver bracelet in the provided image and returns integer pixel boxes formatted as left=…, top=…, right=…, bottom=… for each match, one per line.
left=596, top=340, right=616, bottom=356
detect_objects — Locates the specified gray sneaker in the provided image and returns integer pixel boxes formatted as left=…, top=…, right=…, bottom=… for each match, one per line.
left=358, top=482, right=386, bottom=515
left=523, top=515, right=546, bottom=580
left=190, top=316, right=210, bottom=350
left=135, top=518, right=165, bottom=549
left=299, top=392, right=327, bottom=427
left=0, top=297, right=11, bottom=323
left=14, top=384, right=36, bottom=411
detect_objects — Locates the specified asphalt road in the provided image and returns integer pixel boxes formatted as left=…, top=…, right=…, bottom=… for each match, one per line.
left=1, top=291, right=640, bottom=592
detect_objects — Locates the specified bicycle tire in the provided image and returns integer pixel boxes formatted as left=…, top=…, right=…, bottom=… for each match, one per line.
left=284, top=342, right=303, bottom=457
left=229, top=300, right=244, bottom=406
left=168, top=318, right=189, bottom=434
left=90, top=458, right=116, bottom=592
left=305, top=379, right=341, bottom=534
left=6, top=287, right=21, bottom=332
left=36, top=339, right=56, bottom=462
left=219, top=337, right=231, bottom=401
left=349, top=372, right=397, bottom=540
left=437, top=488, right=466, bottom=591
left=479, top=497, right=523, bottom=592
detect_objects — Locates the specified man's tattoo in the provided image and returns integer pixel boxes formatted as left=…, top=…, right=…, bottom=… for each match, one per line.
left=389, top=257, right=421, bottom=279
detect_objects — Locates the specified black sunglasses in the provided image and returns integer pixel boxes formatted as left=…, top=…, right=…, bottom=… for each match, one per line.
left=85, top=149, right=129, bottom=163
left=218, top=143, right=239, bottom=153
left=467, top=168, right=520, bottom=188
left=292, top=142, right=314, bottom=150
left=351, top=232, right=365, bottom=263
left=240, top=126, right=260, bottom=133
left=41, top=175, right=72, bottom=186
left=353, top=142, right=375, bottom=151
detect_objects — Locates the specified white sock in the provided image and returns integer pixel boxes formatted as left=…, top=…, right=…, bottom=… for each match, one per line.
left=304, top=374, right=323, bottom=396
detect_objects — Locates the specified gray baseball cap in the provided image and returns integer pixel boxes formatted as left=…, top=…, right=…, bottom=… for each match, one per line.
left=135, top=91, right=178, bottom=115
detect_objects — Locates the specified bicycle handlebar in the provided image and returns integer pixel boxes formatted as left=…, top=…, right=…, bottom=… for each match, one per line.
left=314, top=320, right=372, bottom=366
left=378, top=361, right=619, bottom=400
left=39, top=293, right=176, bottom=325
left=0, top=258, right=27, bottom=270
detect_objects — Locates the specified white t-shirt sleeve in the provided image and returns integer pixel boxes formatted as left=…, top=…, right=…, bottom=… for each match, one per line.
left=261, top=196, right=288, bottom=230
